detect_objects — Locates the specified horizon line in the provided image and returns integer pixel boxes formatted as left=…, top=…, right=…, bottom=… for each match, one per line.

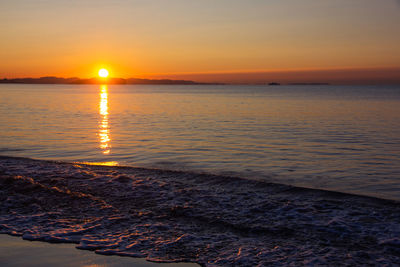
left=3, top=65, right=400, bottom=79
left=1, top=66, right=400, bottom=85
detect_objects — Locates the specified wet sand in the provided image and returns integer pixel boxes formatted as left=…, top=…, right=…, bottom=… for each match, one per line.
left=0, top=235, right=198, bottom=267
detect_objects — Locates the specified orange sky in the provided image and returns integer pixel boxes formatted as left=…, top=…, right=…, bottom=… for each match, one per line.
left=1, top=0, right=400, bottom=84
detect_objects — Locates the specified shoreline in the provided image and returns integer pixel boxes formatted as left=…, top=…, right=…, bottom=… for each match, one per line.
left=1, top=156, right=399, bottom=265
left=1, top=155, right=399, bottom=203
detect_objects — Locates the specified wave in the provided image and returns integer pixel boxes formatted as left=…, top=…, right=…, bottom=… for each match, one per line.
left=0, top=155, right=399, bottom=266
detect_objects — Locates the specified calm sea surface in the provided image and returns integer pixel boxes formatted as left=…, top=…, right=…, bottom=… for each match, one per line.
left=1, top=84, right=399, bottom=200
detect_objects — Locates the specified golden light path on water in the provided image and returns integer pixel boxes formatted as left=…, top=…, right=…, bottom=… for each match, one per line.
left=99, top=85, right=111, bottom=155
left=72, top=84, right=118, bottom=167
left=74, top=161, right=119, bottom=167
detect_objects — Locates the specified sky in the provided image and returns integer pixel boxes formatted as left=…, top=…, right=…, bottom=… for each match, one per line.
left=1, top=0, right=400, bottom=83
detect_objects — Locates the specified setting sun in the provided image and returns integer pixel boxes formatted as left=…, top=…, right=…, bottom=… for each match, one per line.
left=98, top=68, right=109, bottom=78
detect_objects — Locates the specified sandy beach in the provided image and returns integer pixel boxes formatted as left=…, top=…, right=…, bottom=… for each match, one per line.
left=0, top=234, right=197, bottom=267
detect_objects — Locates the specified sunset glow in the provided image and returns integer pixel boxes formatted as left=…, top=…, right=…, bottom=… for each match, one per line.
left=98, top=68, right=109, bottom=78
left=1, top=1, right=399, bottom=84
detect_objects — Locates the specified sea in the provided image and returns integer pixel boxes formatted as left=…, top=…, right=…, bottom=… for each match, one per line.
left=1, top=83, right=400, bottom=265
left=0, top=84, right=399, bottom=200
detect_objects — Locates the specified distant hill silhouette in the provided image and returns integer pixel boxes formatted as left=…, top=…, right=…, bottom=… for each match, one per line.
left=0, top=76, right=220, bottom=85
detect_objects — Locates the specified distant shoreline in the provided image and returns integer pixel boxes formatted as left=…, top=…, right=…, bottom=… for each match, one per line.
left=6, top=78, right=400, bottom=86
left=0, top=77, right=222, bottom=85
left=0, top=77, right=336, bottom=86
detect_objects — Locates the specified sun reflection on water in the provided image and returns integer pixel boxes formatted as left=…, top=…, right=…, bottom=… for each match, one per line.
left=74, top=161, right=119, bottom=167
left=99, top=85, right=111, bottom=154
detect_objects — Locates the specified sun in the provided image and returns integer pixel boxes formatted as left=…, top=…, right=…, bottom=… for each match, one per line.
left=98, top=68, right=109, bottom=78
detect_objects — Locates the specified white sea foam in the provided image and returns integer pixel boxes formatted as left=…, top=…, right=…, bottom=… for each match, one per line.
left=0, top=156, right=399, bottom=266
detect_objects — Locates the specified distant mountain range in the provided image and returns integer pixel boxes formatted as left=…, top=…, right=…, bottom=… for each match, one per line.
left=0, top=76, right=220, bottom=85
